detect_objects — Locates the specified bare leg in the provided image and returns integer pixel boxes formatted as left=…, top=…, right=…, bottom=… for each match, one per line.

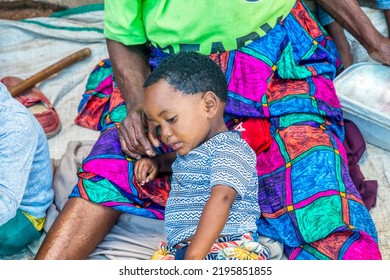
left=325, top=21, right=354, bottom=70
left=34, top=197, right=121, bottom=260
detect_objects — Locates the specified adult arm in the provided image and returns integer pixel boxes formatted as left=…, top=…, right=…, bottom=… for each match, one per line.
left=385, top=10, right=390, bottom=36
left=107, top=39, right=159, bottom=159
left=316, top=0, right=390, bottom=66
left=184, top=185, right=237, bottom=260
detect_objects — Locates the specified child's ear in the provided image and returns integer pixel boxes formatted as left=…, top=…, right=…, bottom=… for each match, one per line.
left=203, top=91, right=219, bottom=118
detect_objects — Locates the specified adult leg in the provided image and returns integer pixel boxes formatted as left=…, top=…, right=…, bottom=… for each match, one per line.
left=325, top=22, right=354, bottom=70
left=34, top=197, right=121, bottom=260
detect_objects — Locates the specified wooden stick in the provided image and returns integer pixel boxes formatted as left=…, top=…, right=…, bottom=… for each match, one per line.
left=9, top=47, right=92, bottom=97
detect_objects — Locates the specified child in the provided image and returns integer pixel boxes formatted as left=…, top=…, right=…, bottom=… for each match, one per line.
left=133, top=52, right=272, bottom=260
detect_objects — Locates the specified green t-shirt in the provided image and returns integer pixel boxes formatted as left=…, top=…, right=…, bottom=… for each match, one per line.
left=104, top=0, right=296, bottom=54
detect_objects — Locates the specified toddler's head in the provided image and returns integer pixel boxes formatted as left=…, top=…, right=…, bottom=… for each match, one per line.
left=143, top=52, right=228, bottom=155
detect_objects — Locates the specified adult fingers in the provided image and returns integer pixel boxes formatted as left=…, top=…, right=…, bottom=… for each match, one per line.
left=147, top=120, right=161, bottom=148
left=118, top=126, right=142, bottom=159
left=119, top=112, right=155, bottom=158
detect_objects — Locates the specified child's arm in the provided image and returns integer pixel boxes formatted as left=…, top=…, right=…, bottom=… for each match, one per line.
left=133, top=152, right=176, bottom=185
left=184, top=185, right=237, bottom=260
left=154, top=152, right=177, bottom=173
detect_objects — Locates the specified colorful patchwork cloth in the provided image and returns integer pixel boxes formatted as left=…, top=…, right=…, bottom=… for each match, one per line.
left=150, top=232, right=271, bottom=260
left=72, top=1, right=381, bottom=259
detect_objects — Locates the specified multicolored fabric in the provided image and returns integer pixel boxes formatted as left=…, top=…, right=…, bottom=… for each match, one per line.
left=72, top=0, right=381, bottom=259
left=75, top=59, right=113, bottom=131
left=150, top=232, right=271, bottom=260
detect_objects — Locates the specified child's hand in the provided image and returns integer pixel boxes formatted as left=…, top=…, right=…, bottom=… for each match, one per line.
left=133, top=158, right=159, bottom=185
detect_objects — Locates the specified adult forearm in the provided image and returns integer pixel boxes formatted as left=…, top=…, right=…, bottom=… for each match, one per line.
left=106, top=39, right=150, bottom=113
left=385, top=10, right=390, bottom=36
left=315, top=0, right=383, bottom=52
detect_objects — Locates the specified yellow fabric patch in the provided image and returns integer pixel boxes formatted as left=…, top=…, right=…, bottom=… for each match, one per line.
left=22, top=211, right=45, bottom=231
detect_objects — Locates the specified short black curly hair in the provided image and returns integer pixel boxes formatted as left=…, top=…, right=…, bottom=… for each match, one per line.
left=144, top=52, right=227, bottom=102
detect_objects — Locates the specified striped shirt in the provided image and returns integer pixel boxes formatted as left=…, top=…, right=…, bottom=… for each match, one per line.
left=165, top=131, right=260, bottom=246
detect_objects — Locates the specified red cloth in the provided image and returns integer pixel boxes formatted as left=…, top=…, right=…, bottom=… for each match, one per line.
left=232, top=118, right=272, bottom=154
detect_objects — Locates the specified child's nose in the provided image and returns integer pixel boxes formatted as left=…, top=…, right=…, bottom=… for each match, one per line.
left=161, top=127, right=172, bottom=142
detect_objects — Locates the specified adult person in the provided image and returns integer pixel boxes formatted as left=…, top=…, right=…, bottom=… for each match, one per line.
left=0, top=82, right=53, bottom=255
left=35, top=0, right=390, bottom=260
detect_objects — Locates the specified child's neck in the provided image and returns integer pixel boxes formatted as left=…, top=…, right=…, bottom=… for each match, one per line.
left=205, top=118, right=228, bottom=142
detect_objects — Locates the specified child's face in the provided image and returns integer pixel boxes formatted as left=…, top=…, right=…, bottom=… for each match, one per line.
left=144, top=79, right=213, bottom=156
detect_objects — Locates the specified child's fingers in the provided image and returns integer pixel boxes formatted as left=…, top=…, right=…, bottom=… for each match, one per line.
left=133, top=160, right=143, bottom=183
left=134, top=159, right=149, bottom=185
left=145, top=168, right=158, bottom=183
left=133, top=158, right=158, bottom=185
left=139, top=165, right=152, bottom=185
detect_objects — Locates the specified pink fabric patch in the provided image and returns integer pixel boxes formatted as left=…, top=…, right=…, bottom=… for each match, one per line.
left=334, top=134, right=348, bottom=164
left=256, top=140, right=285, bottom=176
left=96, top=75, right=113, bottom=95
left=343, top=231, right=382, bottom=260
left=84, top=158, right=131, bottom=193
left=227, top=52, right=271, bottom=102
left=312, top=76, right=340, bottom=108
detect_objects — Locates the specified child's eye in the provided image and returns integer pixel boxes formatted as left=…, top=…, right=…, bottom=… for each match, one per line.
left=166, top=116, right=177, bottom=124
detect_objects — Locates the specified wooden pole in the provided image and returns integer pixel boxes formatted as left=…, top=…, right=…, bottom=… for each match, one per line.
left=9, top=47, right=92, bottom=97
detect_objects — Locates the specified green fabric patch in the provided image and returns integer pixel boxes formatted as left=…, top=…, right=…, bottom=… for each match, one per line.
left=296, top=195, right=344, bottom=243
left=279, top=113, right=325, bottom=127
left=0, top=210, right=41, bottom=255
left=83, top=178, right=133, bottom=204
left=109, top=104, right=127, bottom=124
left=277, top=43, right=311, bottom=79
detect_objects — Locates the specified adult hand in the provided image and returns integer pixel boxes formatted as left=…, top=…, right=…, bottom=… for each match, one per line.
left=118, top=108, right=158, bottom=159
left=368, top=36, right=390, bottom=66
left=106, top=40, right=159, bottom=159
